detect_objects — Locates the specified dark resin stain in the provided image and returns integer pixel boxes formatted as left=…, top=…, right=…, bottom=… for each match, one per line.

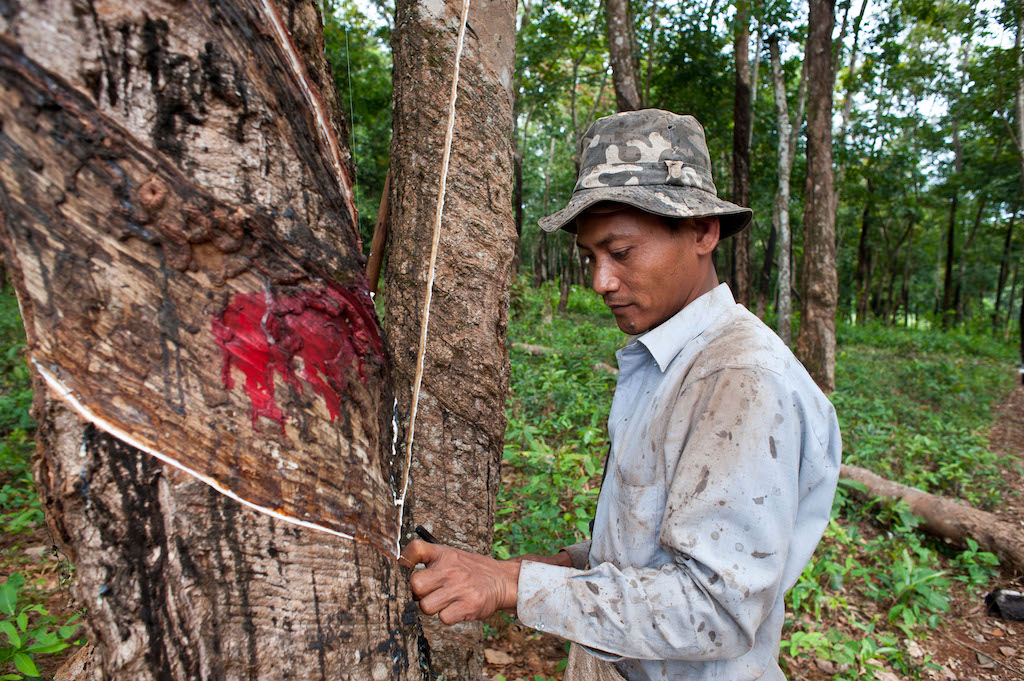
left=212, top=283, right=384, bottom=428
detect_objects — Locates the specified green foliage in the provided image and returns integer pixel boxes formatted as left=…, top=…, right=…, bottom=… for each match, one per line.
left=0, top=574, right=82, bottom=680
left=496, top=284, right=618, bottom=558
left=0, top=431, right=43, bottom=537
left=834, top=320, right=1018, bottom=508
left=322, top=0, right=392, bottom=245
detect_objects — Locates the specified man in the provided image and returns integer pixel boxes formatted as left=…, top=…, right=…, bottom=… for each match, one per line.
left=401, top=109, right=841, bottom=681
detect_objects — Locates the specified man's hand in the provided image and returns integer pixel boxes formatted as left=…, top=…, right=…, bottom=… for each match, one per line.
left=401, top=539, right=521, bottom=625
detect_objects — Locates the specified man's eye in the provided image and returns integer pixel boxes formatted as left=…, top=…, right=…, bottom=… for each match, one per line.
left=611, top=249, right=630, bottom=260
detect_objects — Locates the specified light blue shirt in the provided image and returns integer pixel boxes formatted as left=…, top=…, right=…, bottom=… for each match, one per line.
left=517, top=284, right=842, bottom=681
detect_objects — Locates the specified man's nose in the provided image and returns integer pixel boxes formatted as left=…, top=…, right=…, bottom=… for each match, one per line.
left=591, top=260, right=620, bottom=296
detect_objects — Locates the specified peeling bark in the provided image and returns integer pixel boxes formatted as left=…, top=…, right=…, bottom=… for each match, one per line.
left=388, top=0, right=517, bottom=677
left=1, top=0, right=420, bottom=677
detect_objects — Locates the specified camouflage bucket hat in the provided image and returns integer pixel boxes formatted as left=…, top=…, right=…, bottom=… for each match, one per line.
left=539, top=109, right=752, bottom=238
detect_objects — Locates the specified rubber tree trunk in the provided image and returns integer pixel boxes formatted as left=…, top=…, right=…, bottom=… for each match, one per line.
left=795, top=0, right=837, bottom=393
left=854, top=180, right=875, bottom=324
left=604, top=0, right=643, bottom=111
left=0, top=1, right=421, bottom=678
left=768, top=36, right=798, bottom=346
left=993, top=205, right=1018, bottom=328
left=731, top=0, right=752, bottom=307
left=387, top=0, right=517, bottom=678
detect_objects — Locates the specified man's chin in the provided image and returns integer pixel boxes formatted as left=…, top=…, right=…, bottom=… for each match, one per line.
left=610, top=309, right=652, bottom=334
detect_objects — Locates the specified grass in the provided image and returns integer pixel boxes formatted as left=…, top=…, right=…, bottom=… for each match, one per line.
left=0, top=286, right=85, bottom=680
left=497, top=279, right=1018, bottom=680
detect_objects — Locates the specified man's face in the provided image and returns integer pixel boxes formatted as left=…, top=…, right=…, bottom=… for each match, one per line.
left=576, top=207, right=719, bottom=334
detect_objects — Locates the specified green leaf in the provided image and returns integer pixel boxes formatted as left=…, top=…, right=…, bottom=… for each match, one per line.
left=0, top=621, right=21, bottom=649
left=15, top=613, right=26, bottom=633
left=25, top=641, right=67, bottom=655
left=0, top=585, right=16, bottom=617
left=12, top=652, right=38, bottom=677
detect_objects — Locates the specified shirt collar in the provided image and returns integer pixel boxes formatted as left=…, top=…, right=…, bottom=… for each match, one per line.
left=635, top=283, right=735, bottom=372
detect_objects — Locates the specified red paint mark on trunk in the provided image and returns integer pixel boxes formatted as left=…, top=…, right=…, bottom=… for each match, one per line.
left=211, top=283, right=383, bottom=428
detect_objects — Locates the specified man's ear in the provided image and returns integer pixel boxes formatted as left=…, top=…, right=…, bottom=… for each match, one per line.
left=692, top=217, right=720, bottom=255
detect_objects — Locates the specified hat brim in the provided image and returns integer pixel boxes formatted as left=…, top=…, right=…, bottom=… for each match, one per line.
left=538, top=185, right=752, bottom=239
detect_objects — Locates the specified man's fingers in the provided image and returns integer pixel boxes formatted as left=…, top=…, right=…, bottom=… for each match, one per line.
left=417, top=585, right=459, bottom=617
left=438, top=603, right=470, bottom=626
left=399, top=538, right=440, bottom=568
left=409, top=564, right=450, bottom=599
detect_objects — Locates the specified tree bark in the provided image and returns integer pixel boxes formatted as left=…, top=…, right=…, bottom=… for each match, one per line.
left=795, top=0, right=837, bottom=392
left=731, top=0, right=752, bottom=307
left=993, top=204, right=1018, bottom=328
left=387, top=0, right=517, bottom=677
left=769, top=39, right=805, bottom=346
left=841, top=465, right=1024, bottom=574
left=603, top=0, right=643, bottom=111
left=854, top=180, right=875, bottom=324
left=0, top=0, right=420, bottom=678
left=535, top=136, right=558, bottom=285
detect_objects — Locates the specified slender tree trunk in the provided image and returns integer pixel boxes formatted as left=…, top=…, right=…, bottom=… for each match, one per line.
left=993, top=204, right=1018, bottom=328
left=755, top=221, right=777, bottom=318
left=770, top=35, right=802, bottom=346
left=854, top=180, right=875, bottom=324
left=1008, top=265, right=1021, bottom=340
left=900, top=223, right=914, bottom=325
left=953, top=195, right=988, bottom=325
left=535, top=137, right=557, bottom=285
left=730, top=0, right=752, bottom=306
left=795, top=0, right=837, bottom=392
left=603, top=0, right=643, bottom=111
left=0, top=1, right=421, bottom=678
left=387, top=0, right=517, bottom=677
left=941, top=184, right=960, bottom=327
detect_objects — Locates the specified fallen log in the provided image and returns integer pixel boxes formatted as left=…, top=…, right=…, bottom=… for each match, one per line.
left=513, top=342, right=556, bottom=356
left=840, top=464, right=1024, bottom=574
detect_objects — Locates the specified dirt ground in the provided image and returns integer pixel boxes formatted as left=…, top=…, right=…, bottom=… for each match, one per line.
left=481, top=380, right=1024, bottom=681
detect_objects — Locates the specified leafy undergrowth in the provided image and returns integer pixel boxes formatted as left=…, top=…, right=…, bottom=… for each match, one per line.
left=489, top=280, right=1021, bottom=681
left=0, top=287, right=84, bottom=679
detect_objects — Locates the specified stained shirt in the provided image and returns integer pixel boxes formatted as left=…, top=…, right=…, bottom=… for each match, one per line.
left=516, top=283, right=842, bottom=681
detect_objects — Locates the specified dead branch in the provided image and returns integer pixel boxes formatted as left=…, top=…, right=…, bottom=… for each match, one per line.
left=841, top=464, right=1024, bottom=574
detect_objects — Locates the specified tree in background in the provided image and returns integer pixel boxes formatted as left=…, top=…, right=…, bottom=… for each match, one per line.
left=731, top=0, right=753, bottom=306
left=604, top=0, right=642, bottom=110
left=768, top=31, right=806, bottom=345
left=796, top=0, right=838, bottom=392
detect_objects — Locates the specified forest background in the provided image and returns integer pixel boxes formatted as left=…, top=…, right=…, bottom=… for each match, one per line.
left=0, top=0, right=1023, bottom=679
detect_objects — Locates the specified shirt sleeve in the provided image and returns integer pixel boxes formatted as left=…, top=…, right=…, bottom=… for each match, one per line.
left=561, top=540, right=592, bottom=570
left=517, top=366, right=810, bottom=662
